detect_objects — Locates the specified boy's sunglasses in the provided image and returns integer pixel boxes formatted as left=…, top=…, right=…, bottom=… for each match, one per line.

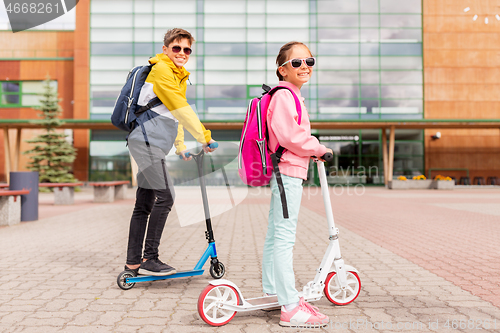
left=280, top=57, right=316, bottom=68
left=171, top=45, right=192, bottom=55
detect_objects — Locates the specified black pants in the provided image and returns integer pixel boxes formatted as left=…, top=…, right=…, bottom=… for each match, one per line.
left=126, top=171, right=175, bottom=265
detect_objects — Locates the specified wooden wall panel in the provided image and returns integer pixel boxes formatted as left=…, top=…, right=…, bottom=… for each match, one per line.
left=72, top=0, right=90, bottom=181
left=0, top=61, right=20, bottom=79
left=423, top=0, right=500, bottom=180
left=425, top=101, right=500, bottom=119
left=0, top=31, right=73, bottom=58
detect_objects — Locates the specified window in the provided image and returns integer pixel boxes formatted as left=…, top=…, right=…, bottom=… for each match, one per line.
left=0, top=81, right=57, bottom=107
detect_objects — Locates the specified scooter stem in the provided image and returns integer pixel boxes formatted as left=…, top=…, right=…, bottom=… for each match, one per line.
left=317, top=161, right=337, bottom=237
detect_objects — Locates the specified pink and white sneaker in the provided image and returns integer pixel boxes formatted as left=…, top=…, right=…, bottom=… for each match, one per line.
left=279, top=297, right=329, bottom=328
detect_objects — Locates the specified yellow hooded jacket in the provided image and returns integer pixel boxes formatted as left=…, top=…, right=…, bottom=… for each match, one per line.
left=145, top=53, right=212, bottom=154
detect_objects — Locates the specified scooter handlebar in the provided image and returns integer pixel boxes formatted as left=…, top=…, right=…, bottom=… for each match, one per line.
left=179, top=142, right=219, bottom=159
left=312, top=152, right=333, bottom=162
left=321, top=152, right=333, bottom=162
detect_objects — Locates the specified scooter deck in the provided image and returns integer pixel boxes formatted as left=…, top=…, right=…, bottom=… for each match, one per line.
left=127, top=269, right=204, bottom=283
left=246, top=295, right=278, bottom=306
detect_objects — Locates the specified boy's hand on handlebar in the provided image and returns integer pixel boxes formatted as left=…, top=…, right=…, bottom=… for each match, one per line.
left=180, top=150, right=192, bottom=161
left=203, top=139, right=217, bottom=153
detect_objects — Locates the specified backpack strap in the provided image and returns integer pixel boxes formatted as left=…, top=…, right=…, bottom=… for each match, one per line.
left=270, top=146, right=289, bottom=219
left=135, top=97, right=162, bottom=116
left=266, top=86, right=303, bottom=219
left=268, top=86, right=302, bottom=125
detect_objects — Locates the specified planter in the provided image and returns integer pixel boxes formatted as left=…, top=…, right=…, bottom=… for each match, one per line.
left=433, top=180, right=455, bottom=190
left=388, top=179, right=433, bottom=189
left=388, top=179, right=455, bottom=190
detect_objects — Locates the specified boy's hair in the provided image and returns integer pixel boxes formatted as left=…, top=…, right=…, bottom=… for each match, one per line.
left=163, top=28, right=195, bottom=47
left=275, top=41, right=312, bottom=81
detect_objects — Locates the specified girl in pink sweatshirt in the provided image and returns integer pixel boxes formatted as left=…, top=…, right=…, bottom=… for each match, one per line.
left=262, top=41, right=333, bottom=328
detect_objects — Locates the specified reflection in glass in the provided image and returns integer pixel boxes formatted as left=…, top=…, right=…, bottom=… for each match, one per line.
left=318, top=0, right=358, bottom=13
left=205, top=14, right=246, bottom=28
left=361, top=86, right=379, bottom=98
left=267, top=15, right=309, bottom=28
left=380, top=0, right=422, bottom=13
left=318, top=15, right=359, bottom=27
left=318, top=29, right=358, bottom=41
left=381, top=43, right=422, bottom=56
left=360, top=14, right=379, bottom=27
left=360, top=57, right=379, bottom=69
left=381, top=15, right=422, bottom=28
left=361, top=72, right=379, bottom=84
left=381, top=85, right=422, bottom=99
left=205, top=85, right=246, bottom=99
left=360, top=29, right=378, bottom=40
left=2, top=95, right=20, bottom=105
left=92, top=43, right=133, bottom=55
left=381, top=56, right=422, bottom=69
left=318, top=43, right=358, bottom=56
left=205, top=43, right=246, bottom=55
left=319, top=99, right=358, bottom=108
left=380, top=29, right=422, bottom=41
left=2, top=82, right=20, bottom=93
left=317, top=56, right=359, bottom=70
left=361, top=99, right=379, bottom=113
left=360, top=0, right=379, bottom=13
left=381, top=71, right=423, bottom=84
left=360, top=43, right=379, bottom=55
left=134, top=43, right=154, bottom=55
left=318, top=71, right=359, bottom=84
left=318, top=86, right=359, bottom=99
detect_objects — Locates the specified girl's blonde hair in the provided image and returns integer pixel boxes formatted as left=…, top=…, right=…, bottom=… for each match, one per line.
left=275, top=41, right=312, bottom=81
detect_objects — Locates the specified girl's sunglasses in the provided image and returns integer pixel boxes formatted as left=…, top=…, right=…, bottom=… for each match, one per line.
left=171, top=45, right=192, bottom=55
left=280, top=57, right=316, bottom=68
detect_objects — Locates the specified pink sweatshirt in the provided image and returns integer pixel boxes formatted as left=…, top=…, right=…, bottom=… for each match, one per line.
left=267, top=81, right=327, bottom=180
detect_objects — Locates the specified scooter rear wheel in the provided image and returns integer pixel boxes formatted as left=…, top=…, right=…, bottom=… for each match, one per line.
left=324, top=271, right=361, bottom=305
left=198, top=284, right=239, bottom=326
left=117, top=270, right=136, bottom=290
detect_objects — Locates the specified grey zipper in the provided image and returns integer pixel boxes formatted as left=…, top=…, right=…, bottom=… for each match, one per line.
left=124, top=66, right=141, bottom=124
left=238, top=99, right=255, bottom=169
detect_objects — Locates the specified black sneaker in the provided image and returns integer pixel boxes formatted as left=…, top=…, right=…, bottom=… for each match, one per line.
left=138, top=259, right=176, bottom=276
left=154, top=258, right=176, bottom=272
left=124, top=265, right=139, bottom=276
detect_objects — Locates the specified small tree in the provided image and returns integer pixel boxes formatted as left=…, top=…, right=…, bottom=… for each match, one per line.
left=24, top=78, right=78, bottom=183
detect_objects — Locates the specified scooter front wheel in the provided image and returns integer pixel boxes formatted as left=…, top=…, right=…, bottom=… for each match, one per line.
left=198, top=284, right=239, bottom=326
left=210, top=262, right=225, bottom=279
left=324, top=271, right=361, bottom=305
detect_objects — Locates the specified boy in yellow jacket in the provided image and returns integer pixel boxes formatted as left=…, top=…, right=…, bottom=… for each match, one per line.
left=125, top=28, right=216, bottom=276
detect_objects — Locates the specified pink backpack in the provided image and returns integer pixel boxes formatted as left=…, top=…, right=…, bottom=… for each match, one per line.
left=238, top=84, right=302, bottom=218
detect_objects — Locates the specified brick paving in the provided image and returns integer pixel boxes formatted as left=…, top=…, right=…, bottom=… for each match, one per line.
left=301, top=187, right=500, bottom=309
left=0, top=186, right=499, bottom=332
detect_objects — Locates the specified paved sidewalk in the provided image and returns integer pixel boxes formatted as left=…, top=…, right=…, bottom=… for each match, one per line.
left=0, top=187, right=499, bottom=332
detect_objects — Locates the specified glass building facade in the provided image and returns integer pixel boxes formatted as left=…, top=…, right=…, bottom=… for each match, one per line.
left=88, top=0, right=423, bottom=183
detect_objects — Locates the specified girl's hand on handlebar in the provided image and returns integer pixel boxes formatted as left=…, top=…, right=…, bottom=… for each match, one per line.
left=180, top=150, right=192, bottom=161
left=203, top=139, right=217, bottom=153
left=318, top=148, right=333, bottom=162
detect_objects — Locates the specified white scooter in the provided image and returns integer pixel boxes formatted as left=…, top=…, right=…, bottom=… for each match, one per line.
left=197, top=154, right=361, bottom=326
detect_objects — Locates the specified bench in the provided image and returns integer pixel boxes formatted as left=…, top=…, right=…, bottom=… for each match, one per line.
left=89, top=181, right=130, bottom=203
left=39, top=182, right=84, bottom=205
left=0, top=189, right=30, bottom=226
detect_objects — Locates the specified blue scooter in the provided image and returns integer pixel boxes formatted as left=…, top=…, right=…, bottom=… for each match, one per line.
left=117, top=143, right=225, bottom=290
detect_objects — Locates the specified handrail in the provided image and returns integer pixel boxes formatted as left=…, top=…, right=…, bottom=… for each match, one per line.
left=428, top=168, right=469, bottom=179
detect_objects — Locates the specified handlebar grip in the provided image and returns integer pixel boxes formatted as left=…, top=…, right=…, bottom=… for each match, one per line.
left=321, top=152, right=334, bottom=162
left=179, top=152, right=191, bottom=159
left=208, top=142, right=218, bottom=149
